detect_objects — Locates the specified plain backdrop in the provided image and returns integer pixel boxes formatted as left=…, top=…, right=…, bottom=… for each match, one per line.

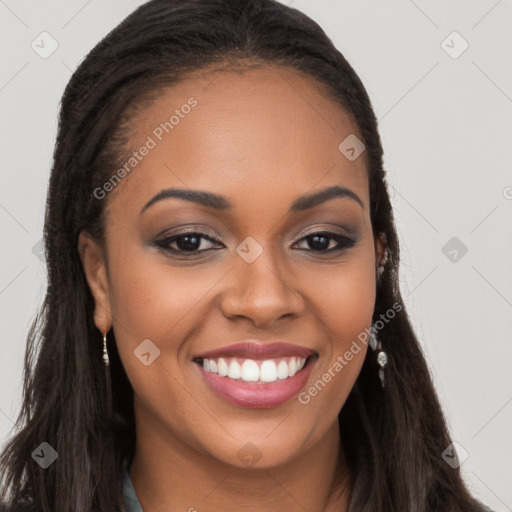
left=1, top=0, right=511, bottom=510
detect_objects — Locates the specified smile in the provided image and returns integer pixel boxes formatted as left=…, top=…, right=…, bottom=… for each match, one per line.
left=201, top=356, right=307, bottom=382
left=193, top=341, right=318, bottom=408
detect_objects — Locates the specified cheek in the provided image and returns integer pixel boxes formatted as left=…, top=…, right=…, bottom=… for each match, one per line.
left=296, top=255, right=376, bottom=414
left=106, top=254, right=212, bottom=427
left=106, top=248, right=226, bottom=387
left=304, top=250, right=377, bottom=338
left=108, top=247, right=221, bottom=339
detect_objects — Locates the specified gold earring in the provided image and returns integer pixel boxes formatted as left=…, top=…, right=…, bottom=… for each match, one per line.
left=102, top=332, right=110, bottom=367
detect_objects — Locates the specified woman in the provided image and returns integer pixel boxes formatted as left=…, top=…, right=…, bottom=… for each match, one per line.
left=0, top=0, right=495, bottom=511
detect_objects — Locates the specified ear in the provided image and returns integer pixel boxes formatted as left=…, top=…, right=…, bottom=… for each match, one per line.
left=374, top=231, right=387, bottom=270
left=78, top=231, right=112, bottom=334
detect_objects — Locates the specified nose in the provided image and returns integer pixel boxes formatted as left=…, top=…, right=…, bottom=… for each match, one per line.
left=220, top=251, right=306, bottom=328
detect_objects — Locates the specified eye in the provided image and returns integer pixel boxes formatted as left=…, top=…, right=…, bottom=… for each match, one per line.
left=153, top=228, right=357, bottom=257
left=293, top=230, right=357, bottom=253
left=154, top=230, right=223, bottom=254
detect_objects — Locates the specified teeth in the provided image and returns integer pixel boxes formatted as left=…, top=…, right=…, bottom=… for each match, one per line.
left=260, top=360, right=277, bottom=382
left=218, top=357, right=228, bottom=377
left=288, top=358, right=297, bottom=377
left=201, top=356, right=307, bottom=382
left=227, top=360, right=241, bottom=379
left=241, top=360, right=259, bottom=381
left=277, top=360, right=289, bottom=379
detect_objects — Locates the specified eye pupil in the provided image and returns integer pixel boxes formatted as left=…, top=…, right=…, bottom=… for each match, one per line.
left=176, top=235, right=201, bottom=251
left=308, top=234, right=329, bottom=251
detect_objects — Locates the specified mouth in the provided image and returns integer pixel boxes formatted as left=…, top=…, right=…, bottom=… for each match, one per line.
left=195, top=355, right=312, bottom=382
left=192, top=341, right=318, bottom=408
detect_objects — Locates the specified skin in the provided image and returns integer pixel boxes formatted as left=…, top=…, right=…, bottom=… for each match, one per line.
left=79, top=62, right=386, bottom=512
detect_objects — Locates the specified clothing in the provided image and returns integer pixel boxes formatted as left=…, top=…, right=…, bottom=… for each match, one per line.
left=121, top=458, right=143, bottom=512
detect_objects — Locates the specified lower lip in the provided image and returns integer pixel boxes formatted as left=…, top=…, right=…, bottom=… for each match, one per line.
left=197, top=357, right=316, bottom=408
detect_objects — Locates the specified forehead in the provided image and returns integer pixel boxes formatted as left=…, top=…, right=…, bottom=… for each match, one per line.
left=107, top=63, right=369, bottom=214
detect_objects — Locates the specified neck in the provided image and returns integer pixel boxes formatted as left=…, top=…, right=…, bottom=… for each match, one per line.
left=129, top=413, right=351, bottom=512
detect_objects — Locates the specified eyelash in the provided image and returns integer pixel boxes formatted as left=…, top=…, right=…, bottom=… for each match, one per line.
left=154, top=229, right=357, bottom=256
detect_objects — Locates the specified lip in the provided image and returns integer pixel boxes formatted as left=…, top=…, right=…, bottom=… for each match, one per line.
left=193, top=340, right=318, bottom=409
left=193, top=340, right=316, bottom=360
left=196, top=354, right=317, bottom=408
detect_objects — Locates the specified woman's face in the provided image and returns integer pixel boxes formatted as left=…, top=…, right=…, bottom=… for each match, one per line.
left=81, top=64, right=384, bottom=469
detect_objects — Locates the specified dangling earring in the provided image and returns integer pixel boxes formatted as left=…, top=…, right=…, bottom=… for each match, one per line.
left=377, top=246, right=389, bottom=282
left=95, top=312, right=110, bottom=367
left=102, top=331, right=110, bottom=367
left=101, top=329, right=113, bottom=417
left=369, top=326, right=387, bottom=388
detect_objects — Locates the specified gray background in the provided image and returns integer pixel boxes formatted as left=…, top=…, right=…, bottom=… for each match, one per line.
left=1, top=0, right=511, bottom=509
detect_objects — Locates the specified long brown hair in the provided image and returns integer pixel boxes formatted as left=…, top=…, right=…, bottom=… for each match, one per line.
left=0, top=1, right=490, bottom=510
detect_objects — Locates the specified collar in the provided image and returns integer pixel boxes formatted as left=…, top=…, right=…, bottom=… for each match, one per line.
left=121, top=458, right=143, bottom=512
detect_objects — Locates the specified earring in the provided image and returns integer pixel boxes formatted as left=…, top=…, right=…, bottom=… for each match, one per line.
left=377, top=247, right=389, bottom=281
left=102, top=331, right=110, bottom=367
left=369, top=325, right=387, bottom=388
left=101, top=330, right=113, bottom=417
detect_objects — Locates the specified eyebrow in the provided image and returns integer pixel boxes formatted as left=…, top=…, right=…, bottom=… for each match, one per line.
left=140, top=185, right=364, bottom=215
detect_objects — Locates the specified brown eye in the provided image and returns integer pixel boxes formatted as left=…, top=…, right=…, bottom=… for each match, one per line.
left=155, top=231, right=223, bottom=254
left=294, top=231, right=357, bottom=253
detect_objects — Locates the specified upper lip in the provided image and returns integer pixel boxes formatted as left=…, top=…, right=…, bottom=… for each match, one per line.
left=194, top=340, right=317, bottom=360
